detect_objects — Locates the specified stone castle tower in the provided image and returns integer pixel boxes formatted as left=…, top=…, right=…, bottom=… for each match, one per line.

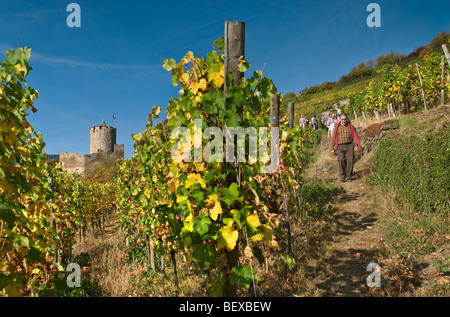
left=90, top=120, right=116, bottom=154
left=59, top=120, right=124, bottom=175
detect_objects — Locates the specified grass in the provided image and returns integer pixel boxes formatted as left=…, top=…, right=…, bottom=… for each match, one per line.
left=362, top=106, right=450, bottom=296
left=398, top=116, right=415, bottom=131
left=367, top=126, right=449, bottom=220
left=299, top=182, right=344, bottom=219
left=363, top=181, right=450, bottom=296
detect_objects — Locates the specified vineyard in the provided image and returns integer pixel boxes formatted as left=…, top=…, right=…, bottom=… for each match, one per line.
left=0, top=30, right=321, bottom=297
left=1, top=25, right=449, bottom=298
left=0, top=48, right=112, bottom=296
left=285, top=32, right=450, bottom=122
left=345, top=54, right=450, bottom=117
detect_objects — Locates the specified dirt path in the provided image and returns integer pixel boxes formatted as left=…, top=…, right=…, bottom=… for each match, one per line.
left=71, top=213, right=133, bottom=296
left=307, top=135, right=387, bottom=296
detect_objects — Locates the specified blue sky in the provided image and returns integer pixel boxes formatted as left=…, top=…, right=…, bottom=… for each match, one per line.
left=1, top=0, right=449, bottom=159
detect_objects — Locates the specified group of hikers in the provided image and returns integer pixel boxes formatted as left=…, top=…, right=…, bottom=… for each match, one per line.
left=298, top=106, right=342, bottom=133
left=298, top=105, right=362, bottom=183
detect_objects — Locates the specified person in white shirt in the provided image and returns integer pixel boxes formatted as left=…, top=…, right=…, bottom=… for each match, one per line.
left=335, top=106, right=342, bottom=118
left=328, top=119, right=338, bottom=139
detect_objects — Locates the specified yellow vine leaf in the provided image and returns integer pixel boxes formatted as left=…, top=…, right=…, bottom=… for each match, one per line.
left=178, top=161, right=190, bottom=172
left=206, top=194, right=222, bottom=221
left=195, top=163, right=206, bottom=172
left=184, top=173, right=206, bottom=189
left=246, top=214, right=261, bottom=228
left=176, top=195, right=188, bottom=203
left=208, top=63, right=224, bottom=87
left=180, top=73, right=191, bottom=86
left=16, top=146, right=30, bottom=158
left=31, top=268, right=42, bottom=276
left=218, top=225, right=238, bottom=251
left=184, top=213, right=194, bottom=232
left=251, top=224, right=273, bottom=244
left=190, top=78, right=207, bottom=95
left=152, top=105, right=161, bottom=116
left=169, top=178, right=179, bottom=193
left=269, top=238, right=279, bottom=249
left=195, top=92, right=203, bottom=103
left=251, top=233, right=264, bottom=242
left=14, top=63, right=27, bottom=75
left=183, top=51, right=194, bottom=63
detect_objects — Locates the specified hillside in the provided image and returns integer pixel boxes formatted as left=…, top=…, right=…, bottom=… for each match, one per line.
left=282, top=30, right=450, bottom=121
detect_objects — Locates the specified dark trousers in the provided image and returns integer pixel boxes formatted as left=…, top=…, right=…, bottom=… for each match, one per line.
left=337, top=143, right=354, bottom=180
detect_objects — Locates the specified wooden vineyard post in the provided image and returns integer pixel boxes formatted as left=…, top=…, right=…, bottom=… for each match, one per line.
left=288, top=102, right=294, bottom=128
left=224, top=21, right=245, bottom=99
left=442, top=55, right=446, bottom=106
left=442, top=44, right=450, bottom=68
left=270, top=94, right=280, bottom=129
left=171, top=251, right=179, bottom=296
left=223, top=20, right=245, bottom=297
left=416, top=63, right=427, bottom=111
left=374, top=109, right=380, bottom=122
left=149, top=238, right=156, bottom=271
left=389, top=103, right=396, bottom=118
left=145, top=235, right=156, bottom=271
left=82, top=222, right=86, bottom=240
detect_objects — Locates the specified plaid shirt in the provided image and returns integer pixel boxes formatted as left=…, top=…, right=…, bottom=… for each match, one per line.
left=337, top=124, right=353, bottom=144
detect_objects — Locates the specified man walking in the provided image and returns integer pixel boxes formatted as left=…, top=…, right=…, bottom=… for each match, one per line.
left=311, top=115, right=318, bottom=130
left=331, top=113, right=362, bottom=182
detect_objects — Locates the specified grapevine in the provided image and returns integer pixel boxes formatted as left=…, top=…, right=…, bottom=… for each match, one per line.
left=0, top=48, right=117, bottom=296
left=344, top=51, right=449, bottom=116
left=114, top=38, right=318, bottom=296
left=0, top=48, right=55, bottom=296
